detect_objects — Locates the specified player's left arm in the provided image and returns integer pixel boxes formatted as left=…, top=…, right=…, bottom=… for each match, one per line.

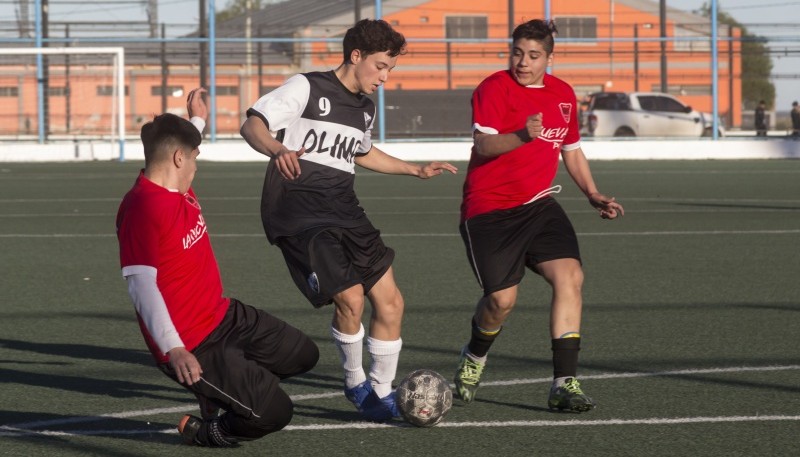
left=354, top=145, right=458, bottom=179
left=562, top=146, right=624, bottom=220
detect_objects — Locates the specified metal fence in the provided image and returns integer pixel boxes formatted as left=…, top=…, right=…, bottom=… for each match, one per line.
left=1, top=0, right=796, bottom=144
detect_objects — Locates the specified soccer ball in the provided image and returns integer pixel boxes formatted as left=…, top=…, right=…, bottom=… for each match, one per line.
left=396, top=369, right=453, bottom=427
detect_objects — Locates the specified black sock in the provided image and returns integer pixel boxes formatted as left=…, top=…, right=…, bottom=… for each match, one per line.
left=552, top=337, right=581, bottom=379
left=467, top=318, right=502, bottom=358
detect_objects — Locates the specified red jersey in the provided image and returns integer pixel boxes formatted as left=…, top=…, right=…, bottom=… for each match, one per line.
left=461, top=70, right=581, bottom=221
left=116, top=172, right=229, bottom=364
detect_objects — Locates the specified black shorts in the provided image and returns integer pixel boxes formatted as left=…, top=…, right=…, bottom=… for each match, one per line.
left=276, top=222, right=395, bottom=308
left=460, top=197, right=581, bottom=296
left=159, top=299, right=318, bottom=438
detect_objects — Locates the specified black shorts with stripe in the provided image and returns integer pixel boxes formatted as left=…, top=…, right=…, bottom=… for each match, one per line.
left=159, top=299, right=319, bottom=440
left=276, top=222, right=395, bottom=308
left=460, top=197, right=581, bottom=296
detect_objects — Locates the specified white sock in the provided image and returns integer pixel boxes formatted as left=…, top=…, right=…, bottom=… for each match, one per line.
left=463, top=345, right=487, bottom=365
left=552, top=376, right=570, bottom=390
left=367, top=336, right=403, bottom=399
left=331, top=324, right=367, bottom=389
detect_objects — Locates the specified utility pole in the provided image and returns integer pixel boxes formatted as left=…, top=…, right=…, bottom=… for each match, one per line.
left=146, top=0, right=158, bottom=38
left=42, top=0, right=49, bottom=138
left=16, top=0, right=32, bottom=37
left=508, top=0, right=514, bottom=52
left=161, top=23, right=167, bottom=113
left=199, top=0, right=207, bottom=89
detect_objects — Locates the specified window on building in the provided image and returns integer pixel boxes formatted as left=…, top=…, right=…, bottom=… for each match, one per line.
left=215, top=86, right=239, bottom=96
left=151, top=85, right=184, bottom=96
left=48, top=86, right=67, bottom=96
left=445, top=16, right=488, bottom=39
left=554, top=16, right=597, bottom=40
left=97, top=85, right=129, bottom=96
left=0, top=87, right=19, bottom=97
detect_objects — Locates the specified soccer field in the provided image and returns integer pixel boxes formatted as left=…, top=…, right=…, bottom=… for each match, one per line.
left=1, top=159, right=798, bottom=456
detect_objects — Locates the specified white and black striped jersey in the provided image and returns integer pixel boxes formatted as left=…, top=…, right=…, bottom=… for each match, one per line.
left=246, top=71, right=376, bottom=243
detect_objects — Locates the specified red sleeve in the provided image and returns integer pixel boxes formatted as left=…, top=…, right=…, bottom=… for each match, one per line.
left=472, top=75, right=508, bottom=133
left=563, top=89, right=581, bottom=147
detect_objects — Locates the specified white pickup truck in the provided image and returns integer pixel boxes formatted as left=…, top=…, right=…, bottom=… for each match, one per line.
left=582, top=91, right=723, bottom=137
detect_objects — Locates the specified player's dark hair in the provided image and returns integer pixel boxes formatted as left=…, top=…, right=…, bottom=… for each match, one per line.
left=140, top=113, right=201, bottom=166
left=512, top=19, right=558, bottom=55
left=342, top=19, right=407, bottom=64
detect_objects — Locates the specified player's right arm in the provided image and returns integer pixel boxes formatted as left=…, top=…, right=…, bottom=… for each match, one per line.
left=240, top=116, right=304, bottom=180
left=471, top=75, right=542, bottom=158
left=473, top=113, right=542, bottom=157
left=124, top=267, right=202, bottom=385
left=241, top=74, right=310, bottom=180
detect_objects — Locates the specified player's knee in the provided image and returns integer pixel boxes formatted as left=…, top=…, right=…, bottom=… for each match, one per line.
left=297, top=337, right=320, bottom=374
left=333, top=290, right=366, bottom=320
left=486, top=294, right=516, bottom=315
left=251, top=390, right=294, bottom=438
left=550, top=264, right=584, bottom=292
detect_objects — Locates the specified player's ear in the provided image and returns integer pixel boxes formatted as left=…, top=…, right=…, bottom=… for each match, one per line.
left=349, top=48, right=362, bottom=65
left=172, top=147, right=184, bottom=168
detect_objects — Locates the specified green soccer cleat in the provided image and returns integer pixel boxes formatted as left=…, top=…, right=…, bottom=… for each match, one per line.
left=548, top=377, right=596, bottom=412
left=454, top=349, right=485, bottom=403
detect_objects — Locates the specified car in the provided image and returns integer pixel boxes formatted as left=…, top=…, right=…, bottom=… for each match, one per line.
left=582, top=91, right=724, bottom=138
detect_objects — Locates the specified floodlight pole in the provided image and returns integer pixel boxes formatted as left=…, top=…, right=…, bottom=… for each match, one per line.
left=711, top=0, right=719, bottom=139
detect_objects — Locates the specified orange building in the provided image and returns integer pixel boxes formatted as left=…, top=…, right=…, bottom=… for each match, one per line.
left=0, top=0, right=741, bottom=138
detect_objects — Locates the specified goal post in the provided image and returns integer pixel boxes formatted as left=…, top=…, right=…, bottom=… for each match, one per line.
left=0, top=46, right=126, bottom=159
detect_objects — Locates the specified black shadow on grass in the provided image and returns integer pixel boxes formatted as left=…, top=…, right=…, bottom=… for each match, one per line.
left=2, top=414, right=180, bottom=451
left=0, top=368, right=185, bottom=405
left=0, top=338, right=153, bottom=366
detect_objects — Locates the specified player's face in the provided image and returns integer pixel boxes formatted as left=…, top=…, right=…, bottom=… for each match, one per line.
left=352, top=50, right=398, bottom=94
left=510, top=38, right=553, bottom=87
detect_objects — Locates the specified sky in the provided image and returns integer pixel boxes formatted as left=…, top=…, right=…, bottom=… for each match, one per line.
left=1, top=0, right=798, bottom=109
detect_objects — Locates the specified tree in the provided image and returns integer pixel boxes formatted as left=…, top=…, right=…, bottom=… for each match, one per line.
left=696, top=3, right=775, bottom=110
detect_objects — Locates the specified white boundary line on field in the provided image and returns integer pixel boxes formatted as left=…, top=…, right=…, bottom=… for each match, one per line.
left=1, top=364, right=798, bottom=437
left=2, top=415, right=800, bottom=436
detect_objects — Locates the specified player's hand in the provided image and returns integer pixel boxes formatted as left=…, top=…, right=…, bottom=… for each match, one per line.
left=168, top=346, right=203, bottom=386
left=417, top=161, right=458, bottom=179
left=273, top=147, right=306, bottom=180
left=588, top=192, right=624, bottom=220
left=186, top=87, right=208, bottom=121
left=525, top=113, right=543, bottom=141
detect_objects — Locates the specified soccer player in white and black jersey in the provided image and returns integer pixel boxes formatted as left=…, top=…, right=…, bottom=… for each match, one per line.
left=240, top=19, right=457, bottom=422
left=452, top=19, right=624, bottom=413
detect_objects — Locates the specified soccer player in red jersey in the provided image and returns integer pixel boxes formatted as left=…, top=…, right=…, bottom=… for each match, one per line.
left=453, top=20, right=624, bottom=412
left=116, top=88, right=318, bottom=447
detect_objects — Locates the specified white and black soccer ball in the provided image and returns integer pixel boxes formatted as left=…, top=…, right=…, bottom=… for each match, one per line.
left=396, top=369, right=453, bottom=427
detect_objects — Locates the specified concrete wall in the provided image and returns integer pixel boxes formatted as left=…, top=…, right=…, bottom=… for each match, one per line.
left=1, top=138, right=799, bottom=162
